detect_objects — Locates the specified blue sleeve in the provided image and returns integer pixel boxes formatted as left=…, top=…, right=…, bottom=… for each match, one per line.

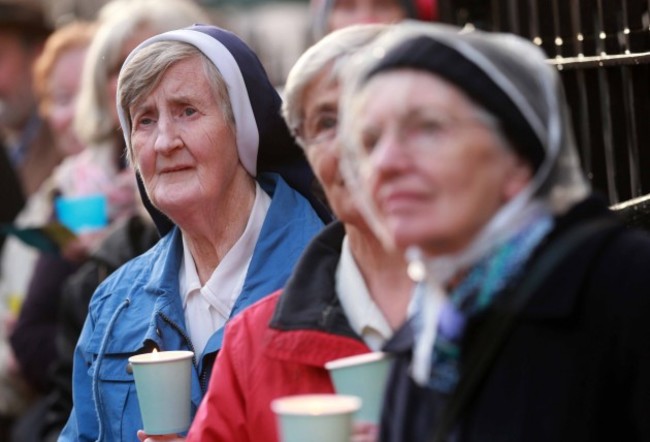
left=59, top=309, right=99, bottom=442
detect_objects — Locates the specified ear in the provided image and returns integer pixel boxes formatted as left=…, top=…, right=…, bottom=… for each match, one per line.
left=502, top=156, right=533, bottom=201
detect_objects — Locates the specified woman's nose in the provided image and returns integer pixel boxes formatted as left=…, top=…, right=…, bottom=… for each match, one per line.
left=154, top=117, right=182, bottom=153
left=371, top=131, right=410, bottom=174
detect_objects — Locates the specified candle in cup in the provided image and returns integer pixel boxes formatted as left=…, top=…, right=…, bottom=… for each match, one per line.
left=128, top=350, right=194, bottom=435
left=271, top=394, right=361, bottom=442
left=325, top=351, right=393, bottom=424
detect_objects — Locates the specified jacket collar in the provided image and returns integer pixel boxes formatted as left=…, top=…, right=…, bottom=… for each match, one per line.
left=269, top=221, right=357, bottom=339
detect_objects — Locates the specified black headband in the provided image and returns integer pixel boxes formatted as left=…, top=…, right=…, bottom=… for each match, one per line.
left=365, top=36, right=545, bottom=171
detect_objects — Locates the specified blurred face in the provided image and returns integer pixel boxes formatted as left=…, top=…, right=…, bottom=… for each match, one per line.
left=130, top=56, right=247, bottom=222
left=0, top=32, right=40, bottom=130
left=328, top=0, right=407, bottom=32
left=301, top=67, right=363, bottom=225
left=107, top=28, right=157, bottom=126
left=352, top=69, right=531, bottom=255
left=47, top=46, right=87, bottom=156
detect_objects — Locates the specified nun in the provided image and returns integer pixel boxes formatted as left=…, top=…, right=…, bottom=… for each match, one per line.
left=60, top=24, right=327, bottom=442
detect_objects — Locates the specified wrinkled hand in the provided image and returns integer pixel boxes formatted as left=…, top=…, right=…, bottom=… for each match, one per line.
left=136, top=430, right=185, bottom=442
left=351, top=422, right=378, bottom=442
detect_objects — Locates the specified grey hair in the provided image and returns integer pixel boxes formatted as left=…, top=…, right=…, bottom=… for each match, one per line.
left=282, top=23, right=388, bottom=149
left=118, top=40, right=235, bottom=164
left=74, top=0, right=209, bottom=146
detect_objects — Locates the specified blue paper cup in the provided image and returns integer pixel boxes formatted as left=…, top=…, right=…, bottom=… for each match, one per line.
left=271, top=394, right=361, bottom=442
left=54, top=194, right=108, bottom=233
left=325, top=352, right=393, bottom=424
left=128, top=350, right=194, bottom=435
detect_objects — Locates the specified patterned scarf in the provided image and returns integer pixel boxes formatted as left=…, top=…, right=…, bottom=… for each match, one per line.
left=410, top=213, right=553, bottom=393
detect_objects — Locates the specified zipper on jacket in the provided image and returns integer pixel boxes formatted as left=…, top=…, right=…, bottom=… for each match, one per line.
left=158, top=311, right=197, bottom=364
left=158, top=312, right=212, bottom=393
left=319, top=304, right=334, bottom=328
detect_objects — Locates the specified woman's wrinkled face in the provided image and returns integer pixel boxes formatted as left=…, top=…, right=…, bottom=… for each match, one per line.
left=129, top=56, right=244, bottom=221
left=301, top=67, right=365, bottom=226
left=352, top=69, right=531, bottom=255
left=47, top=46, right=87, bottom=156
left=328, top=0, right=407, bottom=33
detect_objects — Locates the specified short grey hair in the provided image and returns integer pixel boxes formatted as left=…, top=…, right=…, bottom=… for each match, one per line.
left=282, top=24, right=388, bottom=149
left=118, top=40, right=235, bottom=164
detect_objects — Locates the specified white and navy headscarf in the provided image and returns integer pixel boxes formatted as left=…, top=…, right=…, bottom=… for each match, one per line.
left=117, top=25, right=330, bottom=234
left=339, top=23, right=591, bottom=385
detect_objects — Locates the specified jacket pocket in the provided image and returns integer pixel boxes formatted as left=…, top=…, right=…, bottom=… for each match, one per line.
left=89, top=352, right=142, bottom=441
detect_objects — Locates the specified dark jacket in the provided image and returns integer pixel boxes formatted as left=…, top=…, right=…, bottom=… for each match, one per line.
left=380, top=195, right=650, bottom=442
left=9, top=252, right=79, bottom=393
left=0, top=141, right=25, bottom=249
left=187, top=221, right=370, bottom=442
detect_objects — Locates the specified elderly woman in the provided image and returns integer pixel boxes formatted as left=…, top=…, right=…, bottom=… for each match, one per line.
left=185, top=24, right=412, bottom=442
left=60, top=25, right=326, bottom=442
left=339, top=24, right=650, bottom=441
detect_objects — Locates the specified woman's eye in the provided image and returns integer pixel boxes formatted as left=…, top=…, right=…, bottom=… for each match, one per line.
left=360, top=130, right=379, bottom=153
left=315, top=114, right=337, bottom=132
left=135, top=116, right=154, bottom=127
left=183, top=107, right=197, bottom=117
left=415, top=118, right=444, bottom=133
left=304, top=111, right=338, bottom=143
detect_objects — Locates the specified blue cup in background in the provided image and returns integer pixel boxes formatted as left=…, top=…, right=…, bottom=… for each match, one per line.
left=54, top=194, right=108, bottom=234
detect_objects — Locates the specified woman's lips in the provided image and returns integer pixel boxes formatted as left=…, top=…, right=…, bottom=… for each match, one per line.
left=380, top=190, right=426, bottom=213
left=160, top=164, right=192, bottom=174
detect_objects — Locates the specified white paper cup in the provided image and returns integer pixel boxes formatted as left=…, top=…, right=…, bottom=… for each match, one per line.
left=128, top=350, right=194, bottom=435
left=271, top=394, right=361, bottom=442
left=325, top=351, right=393, bottom=423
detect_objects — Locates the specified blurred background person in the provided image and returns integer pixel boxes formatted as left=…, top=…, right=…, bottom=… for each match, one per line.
left=187, top=23, right=412, bottom=442
left=0, top=18, right=94, bottom=441
left=339, top=23, right=650, bottom=441
left=62, top=23, right=327, bottom=441
left=0, top=0, right=55, bottom=250
left=310, top=0, right=438, bottom=41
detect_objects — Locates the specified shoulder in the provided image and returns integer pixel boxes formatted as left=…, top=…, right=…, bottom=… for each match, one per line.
left=591, top=226, right=650, bottom=302
left=87, top=232, right=173, bottom=311
left=261, top=173, right=325, bottom=226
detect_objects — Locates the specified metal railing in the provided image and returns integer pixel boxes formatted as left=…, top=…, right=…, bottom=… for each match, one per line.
left=439, top=0, right=650, bottom=206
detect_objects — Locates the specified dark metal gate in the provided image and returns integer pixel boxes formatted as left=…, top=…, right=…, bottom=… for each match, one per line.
left=438, top=1, right=650, bottom=225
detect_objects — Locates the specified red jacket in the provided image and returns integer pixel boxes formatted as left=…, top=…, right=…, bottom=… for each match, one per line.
left=187, top=222, right=371, bottom=442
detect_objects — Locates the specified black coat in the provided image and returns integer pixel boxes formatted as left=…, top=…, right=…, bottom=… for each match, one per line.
left=381, top=195, right=650, bottom=442
left=0, top=141, right=25, bottom=249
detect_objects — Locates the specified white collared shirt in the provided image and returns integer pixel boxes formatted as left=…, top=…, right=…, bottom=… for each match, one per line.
left=180, top=182, right=271, bottom=356
left=336, top=236, right=393, bottom=351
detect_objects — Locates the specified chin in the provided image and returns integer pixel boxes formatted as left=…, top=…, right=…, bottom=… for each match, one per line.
left=392, top=224, right=449, bottom=254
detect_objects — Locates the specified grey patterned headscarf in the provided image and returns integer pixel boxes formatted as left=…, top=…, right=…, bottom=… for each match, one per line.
left=339, top=22, right=590, bottom=383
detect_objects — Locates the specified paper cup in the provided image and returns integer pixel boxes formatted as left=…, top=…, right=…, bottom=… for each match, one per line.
left=54, top=194, right=108, bottom=233
left=128, top=350, right=194, bottom=435
left=325, top=351, right=393, bottom=423
left=271, top=394, right=360, bottom=442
